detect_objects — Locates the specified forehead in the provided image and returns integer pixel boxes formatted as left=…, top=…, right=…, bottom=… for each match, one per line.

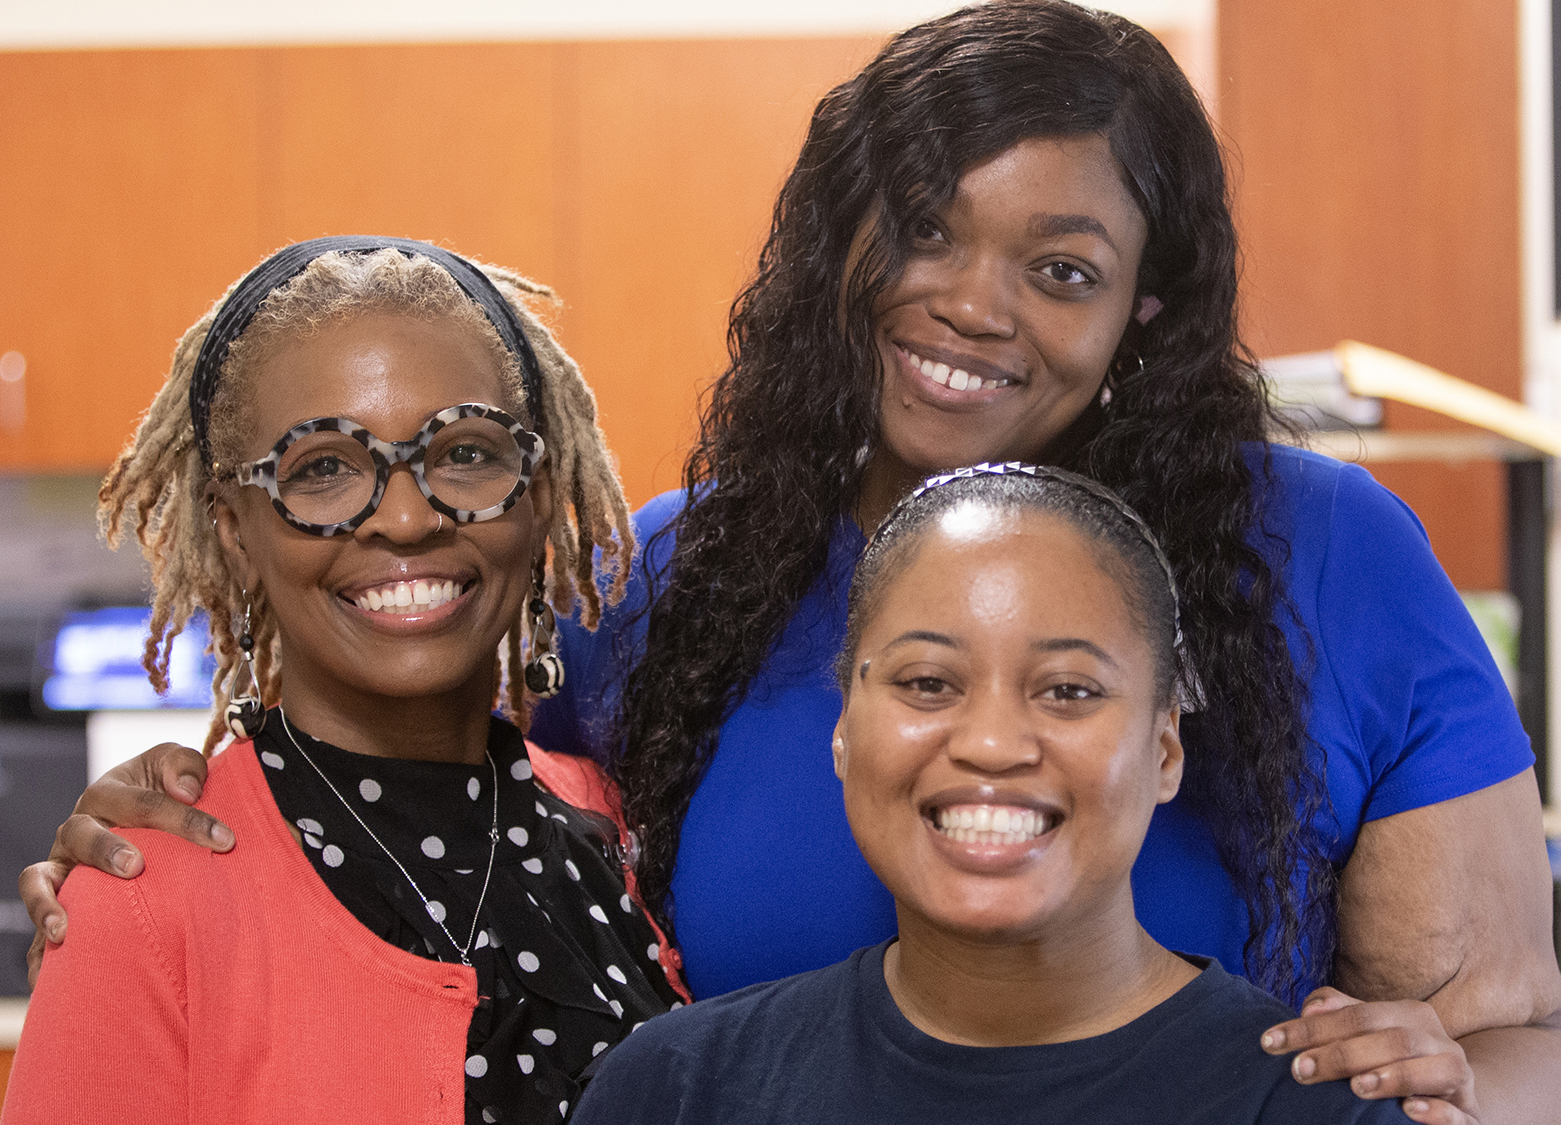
left=243, top=312, right=510, bottom=448
left=946, top=134, right=1148, bottom=252
left=867, top=507, right=1143, bottom=653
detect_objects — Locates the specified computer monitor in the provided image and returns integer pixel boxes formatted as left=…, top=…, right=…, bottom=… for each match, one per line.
left=39, top=606, right=215, bottom=711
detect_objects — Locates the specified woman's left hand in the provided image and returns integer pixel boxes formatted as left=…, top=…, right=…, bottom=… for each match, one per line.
left=1262, top=986, right=1479, bottom=1124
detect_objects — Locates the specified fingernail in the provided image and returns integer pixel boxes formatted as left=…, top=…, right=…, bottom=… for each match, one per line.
left=1354, top=1072, right=1379, bottom=1094
left=46, top=916, right=64, bottom=942
left=211, top=823, right=235, bottom=849
left=112, top=847, right=136, bottom=874
left=175, top=776, right=201, bottom=801
left=1292, top=1055, right=1316, bottom=1080
left=1405, top=1099, right=1428, bottom=1116
left=1261, top=1029, right=1284, bottom=1051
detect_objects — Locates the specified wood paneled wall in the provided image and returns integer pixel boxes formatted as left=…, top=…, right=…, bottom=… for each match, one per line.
left=0, top=38, right=883, bottom=506
left=1220, top=0, right=1521, bottom=589
left=0, top=16, right=1515, bottom=566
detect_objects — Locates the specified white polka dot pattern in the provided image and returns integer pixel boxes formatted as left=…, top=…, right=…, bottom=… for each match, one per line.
left=260, top=751, right=285, bottom=770
left=647, top=943, right=660, bottom=962
left=255, top=722, right=684, bottom=1125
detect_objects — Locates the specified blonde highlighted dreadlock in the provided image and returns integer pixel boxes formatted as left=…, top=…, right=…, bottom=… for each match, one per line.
left=99, top=247, right=633, bottom=752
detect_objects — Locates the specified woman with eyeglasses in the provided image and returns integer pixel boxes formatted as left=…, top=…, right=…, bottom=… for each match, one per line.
left=1, top=238, right=685, bottom=1125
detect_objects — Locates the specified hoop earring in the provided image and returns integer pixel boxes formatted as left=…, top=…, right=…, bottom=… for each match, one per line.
left=1101, top=354, right=1146, bottom=410
left=522, top=562, right=565, bottom=698
left=225, top=598, right=266, bottom=739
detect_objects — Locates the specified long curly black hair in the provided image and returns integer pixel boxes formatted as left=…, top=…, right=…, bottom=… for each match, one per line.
left=612, top=0, right=1334, bottom=1003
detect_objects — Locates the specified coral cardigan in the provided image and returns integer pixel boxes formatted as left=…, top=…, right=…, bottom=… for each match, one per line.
left=2, top=737, right=676, bottom=1124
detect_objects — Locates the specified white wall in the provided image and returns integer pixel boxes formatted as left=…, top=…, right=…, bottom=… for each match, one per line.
left=0, top=0, right=1211, bottom=48
left=1519, top=0, right=1561, bottom=803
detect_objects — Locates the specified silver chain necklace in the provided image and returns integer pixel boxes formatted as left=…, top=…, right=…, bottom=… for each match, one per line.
left=278, top=707, right=500, bottom=967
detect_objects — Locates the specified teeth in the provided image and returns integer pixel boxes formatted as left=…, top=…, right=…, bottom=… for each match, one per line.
left=906, top=349, right=1011, bottom=394
left=933, top=804, right=1048, bottom=845
left=353, top=580, right=467, bottom=615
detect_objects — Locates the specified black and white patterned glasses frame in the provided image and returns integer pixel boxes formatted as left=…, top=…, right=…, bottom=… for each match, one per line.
left=236, top=403, right=543, bottom=537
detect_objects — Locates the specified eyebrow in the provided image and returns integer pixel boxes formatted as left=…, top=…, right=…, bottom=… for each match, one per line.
left=1027, top=213, right=1117, bottom=252
left=879, top=631, right=1120, bottom=670
left=1032, top=637, right=1119, bottom=669
left=883, top=630, right=960, bottom=652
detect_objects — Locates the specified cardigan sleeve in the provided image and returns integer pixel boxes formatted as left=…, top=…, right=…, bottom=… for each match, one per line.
left=1, top=860, right=189, bottom=1123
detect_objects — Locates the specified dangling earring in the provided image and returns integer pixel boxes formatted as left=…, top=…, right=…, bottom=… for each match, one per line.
left=522, top=563, right=565, bottom=698
left=225, top=598, right=266, bottom=739
left=1098, top=380, right=1113, bottom=408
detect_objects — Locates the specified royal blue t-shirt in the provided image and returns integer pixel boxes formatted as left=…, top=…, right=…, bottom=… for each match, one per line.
left=530, top=445, right=1534, bottom=1000
left=570, top=942, right=1411, bottom=1125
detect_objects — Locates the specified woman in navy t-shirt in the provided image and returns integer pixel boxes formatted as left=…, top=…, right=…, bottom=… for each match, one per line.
left=572, top=467, right=1412, bottom=1124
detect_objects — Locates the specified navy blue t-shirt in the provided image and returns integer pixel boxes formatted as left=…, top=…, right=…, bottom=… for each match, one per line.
left=532, top=446, right=1533, bottom=998
left=570, top=942, right=1411, bottom=1124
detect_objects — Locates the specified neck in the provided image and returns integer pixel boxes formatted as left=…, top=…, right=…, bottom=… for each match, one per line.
left=853, top=449, right=929, bottom=533
left=276, top=667, right=498, bottom=767
left=883, top=889, right=1200, bottom=1047
left=851, top=397, right=1108, bottom=533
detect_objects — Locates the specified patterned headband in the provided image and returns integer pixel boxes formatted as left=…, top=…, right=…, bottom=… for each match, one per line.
left=188, top=236, right=545, bottom=470
left=890, top=461, right=1184, bottom=649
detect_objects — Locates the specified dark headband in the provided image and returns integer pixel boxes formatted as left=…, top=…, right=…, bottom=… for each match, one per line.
left=189, top=236, right=545, bottom=469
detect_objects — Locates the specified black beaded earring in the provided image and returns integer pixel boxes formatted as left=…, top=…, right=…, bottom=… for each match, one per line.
left=225, top=599, right=266, bottom=739
left=522, top=563, right=565, bottom=698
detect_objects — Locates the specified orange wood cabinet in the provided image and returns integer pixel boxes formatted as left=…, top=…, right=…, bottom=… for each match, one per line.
left=1220, top=0, right=1521, bottom=589
left=0, top=38, right=881, bottom=507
